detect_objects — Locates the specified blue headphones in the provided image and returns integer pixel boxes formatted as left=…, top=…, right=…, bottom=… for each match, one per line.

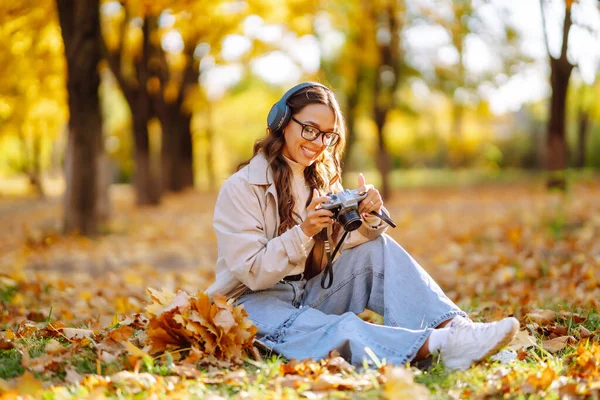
left=266, top=82, right=330, bottom=133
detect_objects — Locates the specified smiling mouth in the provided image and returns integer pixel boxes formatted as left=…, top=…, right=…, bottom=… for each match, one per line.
left=301, top=146, right=319, bottom=158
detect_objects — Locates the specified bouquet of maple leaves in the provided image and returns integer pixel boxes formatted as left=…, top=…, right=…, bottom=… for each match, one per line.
left=144, top=288, right=258, bottom=365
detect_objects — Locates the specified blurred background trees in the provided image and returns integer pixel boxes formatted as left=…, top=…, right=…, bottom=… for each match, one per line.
left=0, top=0, right=599, bottom=234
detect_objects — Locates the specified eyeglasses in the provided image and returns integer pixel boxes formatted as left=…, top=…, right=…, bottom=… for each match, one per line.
left=291, top=116, right=341, bottom=147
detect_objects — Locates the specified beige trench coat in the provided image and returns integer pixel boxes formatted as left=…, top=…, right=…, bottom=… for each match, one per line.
left=205, top=153, right=388, bottom=300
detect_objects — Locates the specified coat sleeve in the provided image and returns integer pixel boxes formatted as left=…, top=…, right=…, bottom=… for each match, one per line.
left=340, top=205, right=389, bottom=251
left=213, top=176, right=311, bottom=291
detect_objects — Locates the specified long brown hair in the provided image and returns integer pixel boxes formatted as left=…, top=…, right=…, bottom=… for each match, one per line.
left=239, top=85, right=346, bottom=236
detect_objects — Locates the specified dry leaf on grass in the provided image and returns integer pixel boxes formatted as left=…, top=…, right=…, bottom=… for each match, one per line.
left=278, top=354, right=375, bottom=392
left=312, top=374, right=371, bottom=391
left=170, top=363, right=202, bottom=378
left=0, top=338, right=14, bottom=350
left=526, top=309, right=556, bottom=326
left=542, top=336, right=574, bottom=353
left=108, top=325, right=134, bottom=342
left=522, top=366, right=557, bottom=393
left=506, top=330, right=536, bottom=352
left=559, top=311, right=586, bottom=324
left=579, top=326, right=592, bottom=339
left=383, top=366, right=429, bottom=400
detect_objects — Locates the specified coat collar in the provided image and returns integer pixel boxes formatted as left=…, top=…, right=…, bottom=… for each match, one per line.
left=247, top=152, right=273, bottom=186
left=246, top=152, right=280, bottom=231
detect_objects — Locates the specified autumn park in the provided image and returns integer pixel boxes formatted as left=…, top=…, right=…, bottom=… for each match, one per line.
left=1, top=0, right=600, bottom=398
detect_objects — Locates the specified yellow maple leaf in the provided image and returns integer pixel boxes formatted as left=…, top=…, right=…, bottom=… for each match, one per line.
left=13, top=372, right=43, bottom=396
left=525, top=366, right=556, bottom=391
left=383, top=366, right=430, bottom=400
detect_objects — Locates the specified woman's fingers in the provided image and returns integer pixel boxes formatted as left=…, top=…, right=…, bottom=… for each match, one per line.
left=356, top=184, right=374, bottom=194
left=311, top=208, right=334, bottom=218
left=308, top=189, right=331, bottom=211
left=358, top=190, right=383, bottom=215
left=301, top=190, right=336, bottom=236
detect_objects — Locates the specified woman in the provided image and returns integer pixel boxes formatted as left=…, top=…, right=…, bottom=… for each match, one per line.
left=206, top=82, right=518, bottom=371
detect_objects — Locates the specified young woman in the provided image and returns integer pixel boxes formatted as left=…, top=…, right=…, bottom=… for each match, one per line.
left=206, top=82, right=518, bottom=370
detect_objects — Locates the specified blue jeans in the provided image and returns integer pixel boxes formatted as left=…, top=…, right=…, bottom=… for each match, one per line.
left=236, top=234, right=467, bottom=366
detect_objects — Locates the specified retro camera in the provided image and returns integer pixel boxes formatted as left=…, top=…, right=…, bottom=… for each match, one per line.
left=321, top=189, right=368, bottom=232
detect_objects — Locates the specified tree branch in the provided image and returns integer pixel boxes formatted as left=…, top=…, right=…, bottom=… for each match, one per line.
left=99, top=2, right=132, bottom=102
left=560, top=1, right=573, bottom=62
left=539, top=0, right=553, bottom=60
left=100, top=36, right=132, bottom=103
left=175, top=47, right=199, bottom=111
left=133, top=16, right=151, bottom=93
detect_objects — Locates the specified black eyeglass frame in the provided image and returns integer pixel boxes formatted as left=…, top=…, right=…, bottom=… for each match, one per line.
left=290, top=116, right=341, bottom=147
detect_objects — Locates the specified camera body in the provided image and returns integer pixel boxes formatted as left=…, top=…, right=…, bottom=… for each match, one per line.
left=321, top=189, right=368, bottom=232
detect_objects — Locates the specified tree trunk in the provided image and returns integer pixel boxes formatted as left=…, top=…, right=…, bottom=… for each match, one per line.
left=542, top=0, right=574, bottom=189
left=369, top=1, right=401, bottom=201
left=57, top=0, right=103, bottom=235
left=205, top=103, right=216, bottom=191
left=131, top=19, right=160, bottom=205
left=341, top=83, right=360, bottom=171
left=30, top=134, right=45, bottom=198
left=159, top=105, right=178, bottom=192
left=449, top=102, right=465, bottom=167
left=144, top=15, right=196, bottom=194
left=546, top=56, right=573, bottom=189
left=101, top=15, right=161, bottom=206
left=576, top=101, right=590, bottom=169
left=179, top=112, right=194, bottom=189
left=158, top=106, right=194, bottom=192
left=132, top=109, right=160, bottom=205
left=373, top=104, right=392, bottom=200
left=96, top=152, right=112, bottom=220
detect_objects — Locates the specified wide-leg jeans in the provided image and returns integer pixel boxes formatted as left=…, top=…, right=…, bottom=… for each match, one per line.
left=236, top=234, right=467, bottom=366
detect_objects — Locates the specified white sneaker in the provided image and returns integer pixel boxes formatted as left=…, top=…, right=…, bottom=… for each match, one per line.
left=440, top=317, right=519, bottom=371
left=448, top=315, right=485, bottom=328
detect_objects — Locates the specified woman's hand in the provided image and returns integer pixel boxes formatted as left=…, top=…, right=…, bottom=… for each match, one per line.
left=300, top=189, right=334, bottom=237
left=356, top=173, right=383, bottom=217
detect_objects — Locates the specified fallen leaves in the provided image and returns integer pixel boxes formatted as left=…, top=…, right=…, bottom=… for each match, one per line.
left=506, top=330, right=537, bottom=352
left=523, top=366, right=557, bottom=392
left=542, top=336, right=575, bottom=353
left=383, top=366, right=430, bottom=400
left=145, top=288, right=257, bottom=365
left=276, top=352, right=381, bottom=393
left=567, top=342, right=600, bottom=380
left=526, top=309, right=557, bottom=326
left=0, top=372, right=44, bottom=397
left=0, top=286, right=260, bottom=397
left=1, top=184, right=600, bottom=398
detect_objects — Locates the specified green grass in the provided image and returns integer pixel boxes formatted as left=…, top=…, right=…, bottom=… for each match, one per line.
left=0, top=336, right=55, bottom=379
left=0, top=348, right=24, bottom=379
left=0, top=284, right=18, bottom=304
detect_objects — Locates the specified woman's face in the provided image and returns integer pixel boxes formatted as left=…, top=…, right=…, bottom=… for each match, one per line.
left=282, top=103, right=337, bottom=167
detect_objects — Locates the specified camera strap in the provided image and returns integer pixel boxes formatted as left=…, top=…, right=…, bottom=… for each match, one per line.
left=321, top=230, right=349, bottom=289
left=320, top=210, right=397, bottom=289
left=369, top=209, right=397, bottom=228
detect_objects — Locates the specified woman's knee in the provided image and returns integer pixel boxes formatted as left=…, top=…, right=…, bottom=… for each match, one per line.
left=353, top=234, right=387, bottom=253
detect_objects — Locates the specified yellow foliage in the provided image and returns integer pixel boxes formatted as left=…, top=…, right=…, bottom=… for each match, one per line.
left=0, top=0, right=66, bottom=176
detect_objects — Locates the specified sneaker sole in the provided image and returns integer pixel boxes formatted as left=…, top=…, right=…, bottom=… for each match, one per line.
left=476, top=318, right=520, bottom=363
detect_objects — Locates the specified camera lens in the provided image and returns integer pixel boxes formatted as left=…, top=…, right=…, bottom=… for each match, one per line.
left=337, top=208, right=362, bottom=231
